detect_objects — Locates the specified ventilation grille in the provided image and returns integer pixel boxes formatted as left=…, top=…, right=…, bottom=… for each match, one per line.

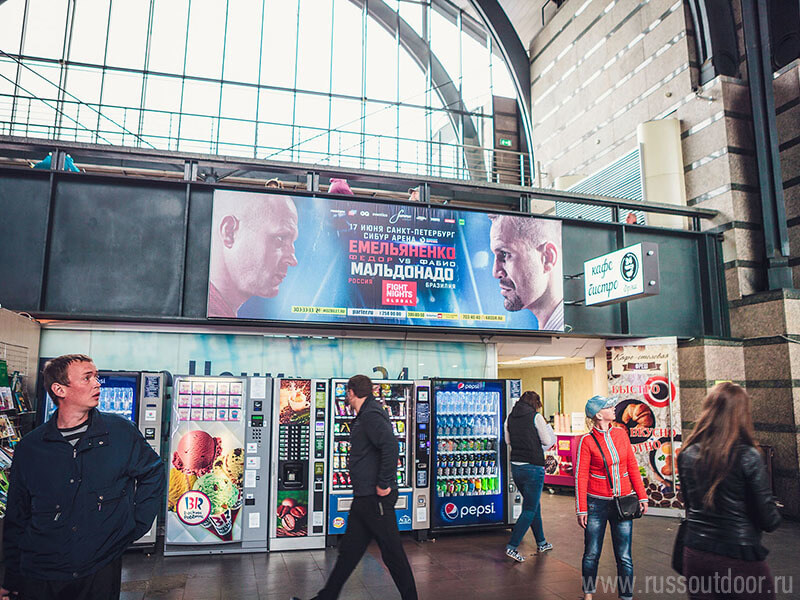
left=556, top=149, right=645, bottom=224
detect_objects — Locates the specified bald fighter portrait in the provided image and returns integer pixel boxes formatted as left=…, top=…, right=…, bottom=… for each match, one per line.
left=208, top=191, right=299, bottom=317
left=488, top=214, right=564, bottom=331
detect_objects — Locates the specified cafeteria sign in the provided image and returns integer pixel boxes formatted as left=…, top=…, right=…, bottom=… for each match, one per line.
left=584, top=242, right=660, bottom=306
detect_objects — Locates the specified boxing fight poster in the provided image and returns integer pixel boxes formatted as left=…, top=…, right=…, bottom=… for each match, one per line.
left=606, top=338, right=684, bottom=515
left=166, top=376, right=247, bottom=544
left=207, top=190, right=564, bottom=332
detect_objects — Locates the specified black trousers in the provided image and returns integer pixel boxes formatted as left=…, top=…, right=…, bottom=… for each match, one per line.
left=317, top=490, right=417, bottom=600
left=20, top=556, right=122, bottom=600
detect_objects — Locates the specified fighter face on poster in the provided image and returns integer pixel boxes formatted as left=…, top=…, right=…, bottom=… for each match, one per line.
left=207, top=189, right=564, bottom=333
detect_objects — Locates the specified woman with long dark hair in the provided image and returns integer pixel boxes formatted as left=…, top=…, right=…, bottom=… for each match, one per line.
left=678, top=382, right=781, bottom=599
left=503, top=390, right=556, bottom=562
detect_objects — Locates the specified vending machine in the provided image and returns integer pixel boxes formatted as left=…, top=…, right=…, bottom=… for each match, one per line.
left=327, top=379, right=430, bottom=536
left=503, top=379, right=523, bottom=525
left=164, top=375, right=271, bottom=556
left=269, top=378, right=329, bottom=551
left=39, top=370, right=165, bottom=549
left=429, top=378, right=508, bottom=532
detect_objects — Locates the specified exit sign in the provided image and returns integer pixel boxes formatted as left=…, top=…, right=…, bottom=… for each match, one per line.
left=499, top=138, right=512, bottom=147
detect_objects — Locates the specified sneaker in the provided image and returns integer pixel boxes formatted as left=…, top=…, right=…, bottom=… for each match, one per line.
left=537, top=542, right=553, bottom=553
left=505, top=547, right=525, bottom=562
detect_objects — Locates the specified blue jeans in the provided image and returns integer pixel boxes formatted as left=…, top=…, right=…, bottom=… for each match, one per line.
left=582, top=496, right=634, bottom=600
left=507, top=463, right=546, bottom=549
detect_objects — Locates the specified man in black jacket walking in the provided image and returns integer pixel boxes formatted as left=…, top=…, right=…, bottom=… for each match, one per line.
left=1, top=354, right=164, bottom=600
left=293, top=375, right=417, bottom=600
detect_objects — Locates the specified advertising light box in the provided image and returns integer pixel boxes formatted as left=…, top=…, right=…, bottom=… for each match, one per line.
left=584, top=242, right=660, bottom=307
left=207, top=190, right=564, bottom=331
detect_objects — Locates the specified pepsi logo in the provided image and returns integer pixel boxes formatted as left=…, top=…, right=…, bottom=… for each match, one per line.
left=443, top=502, right=458, bottom=520
left=457, top=383, right=465, bottom=389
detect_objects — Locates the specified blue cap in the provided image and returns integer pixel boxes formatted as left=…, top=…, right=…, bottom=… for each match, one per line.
left=585, top=395, right=618, bottom=418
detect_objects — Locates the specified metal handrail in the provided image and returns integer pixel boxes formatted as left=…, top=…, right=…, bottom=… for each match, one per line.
left=0, top=92, right=531, bottom=186
left=0, top=133, right=718, bottom=232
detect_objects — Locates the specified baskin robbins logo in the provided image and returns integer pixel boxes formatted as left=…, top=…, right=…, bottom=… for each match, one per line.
left=176, top=490, right=211, bottom=526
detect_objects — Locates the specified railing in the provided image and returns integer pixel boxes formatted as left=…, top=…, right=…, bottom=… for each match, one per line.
left=0, top=93, right=531, bottom=186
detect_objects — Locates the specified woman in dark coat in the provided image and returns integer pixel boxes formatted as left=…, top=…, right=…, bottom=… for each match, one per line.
left=678, top=382, right=782, bottom=600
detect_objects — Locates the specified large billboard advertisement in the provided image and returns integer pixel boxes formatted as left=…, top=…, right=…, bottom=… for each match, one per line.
left=207, top=190, right=563, bottom=331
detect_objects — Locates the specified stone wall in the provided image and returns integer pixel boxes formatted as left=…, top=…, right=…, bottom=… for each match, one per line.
left=526, top=0, right=800, bottom=516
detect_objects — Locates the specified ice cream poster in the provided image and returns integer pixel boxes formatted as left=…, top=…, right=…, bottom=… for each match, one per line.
left=167, top=379, right=246, bottom=544
left=606, top=338, right=683, bottom=511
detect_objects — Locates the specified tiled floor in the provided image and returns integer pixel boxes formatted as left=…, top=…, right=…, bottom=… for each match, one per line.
left=112, top=491, right=798, bottom=599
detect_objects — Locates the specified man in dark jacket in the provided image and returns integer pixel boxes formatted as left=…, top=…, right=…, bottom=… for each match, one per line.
left=1, top=354, right=165, bottom=600
left=293, top=374, right=417, bottom=600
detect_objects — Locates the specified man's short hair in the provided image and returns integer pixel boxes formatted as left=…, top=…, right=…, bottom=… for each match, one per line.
left=347, top=374, right=373, bottom=399
left=43, top=354, right=93, bottom=405
left=488, top=214, right=561, bottom=246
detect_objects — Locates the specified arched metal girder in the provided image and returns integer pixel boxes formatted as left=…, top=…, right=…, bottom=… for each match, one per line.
left=467, top=0, right=534, bottom=185
left=348, top=0, right=487, bottom=180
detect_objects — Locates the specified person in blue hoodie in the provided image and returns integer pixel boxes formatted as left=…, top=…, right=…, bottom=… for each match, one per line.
left=1, top=354, right=164, bottom=600
left=504, top=390, right=557, bottom=562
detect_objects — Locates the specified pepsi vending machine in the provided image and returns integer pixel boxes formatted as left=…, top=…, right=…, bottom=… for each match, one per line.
left=327, top=379, right=429, bottom=537
left=430, top=379, right=507, bottom=532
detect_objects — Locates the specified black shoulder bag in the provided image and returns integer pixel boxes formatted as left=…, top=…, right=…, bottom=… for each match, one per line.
left=590, top=431, right=643, bottom=521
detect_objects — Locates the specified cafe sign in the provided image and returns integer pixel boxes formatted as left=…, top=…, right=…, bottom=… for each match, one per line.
left=584, top=242, right=660, bottom=306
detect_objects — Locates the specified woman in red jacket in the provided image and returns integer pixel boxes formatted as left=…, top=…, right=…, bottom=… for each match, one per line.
left=576, top=395, right=648, bottom=600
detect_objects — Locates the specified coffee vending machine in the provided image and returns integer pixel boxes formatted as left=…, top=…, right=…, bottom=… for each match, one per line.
left=269, top=378, right=329, bottom=551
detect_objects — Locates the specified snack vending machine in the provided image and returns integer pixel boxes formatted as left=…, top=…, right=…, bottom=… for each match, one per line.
left=327, top=379, right=428, bottom=536
left=503, top=379, right=523, bottom=525
left=39, top=370, right=165, bottom=549
left=164, top=376, right=271, bottom=556
left=269, top=378, right=329, bottom=551
left=430, top=379, right=508, bottom=532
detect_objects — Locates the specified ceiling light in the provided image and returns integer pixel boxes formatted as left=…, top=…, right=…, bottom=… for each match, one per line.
left=519, top=355, right=566, bottom=362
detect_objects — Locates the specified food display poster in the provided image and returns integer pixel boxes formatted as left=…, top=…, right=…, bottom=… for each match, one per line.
left=208, top=190, right=563, bottom=331
left=166, top=377, right=247, bottom=544
left=606, top=338, right=683, bottom=511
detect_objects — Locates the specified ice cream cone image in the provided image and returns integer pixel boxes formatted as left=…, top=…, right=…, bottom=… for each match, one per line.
left=213, top=447, right=245, bottom=487
left=207, top=508, right=233, bottom=537
left=172, top=430, right=222, bottom=476
left=193, top=470, right=240, bottom=536
left=167, top=468, right=197, bottom=512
